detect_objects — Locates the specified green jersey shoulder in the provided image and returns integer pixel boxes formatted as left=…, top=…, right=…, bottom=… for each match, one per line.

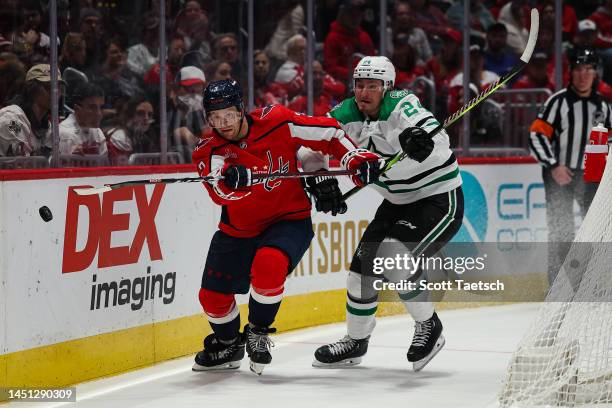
left=329, top=98, right=364, bottom=125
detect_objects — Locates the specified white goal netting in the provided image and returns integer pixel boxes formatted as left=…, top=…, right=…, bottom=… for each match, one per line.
left=499, top=149, right=612, bottom=408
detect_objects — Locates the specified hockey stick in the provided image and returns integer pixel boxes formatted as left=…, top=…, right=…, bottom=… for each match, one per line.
left=72, top=168, right=357, bottom=196
left=341, top=8, right=540, bottom=201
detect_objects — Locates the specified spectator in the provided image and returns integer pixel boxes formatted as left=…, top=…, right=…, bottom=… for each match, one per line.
left=274, top=34, right=306, bottom=98
left=78, top=8, right=105, bottom=70
left=0, top=64, right=56, bottom=156
left=275, top=34, right=306, bottom=85
left=323, top=0, right=376, bottom=82
left=588, top=0, right=612, bottom=83
left=408, top=0, right=450, bottom=40
left=484, top=23, right=519, bottom=79
left=144, top=36, right=186, bottom=88
left=274, top=34, right=346, bottom=101
left=537, top=28, right=569, bottom=87
left=126, top=13, right=160, bottom=76
left=449, top=43, right=500, bottom=112
left=168, top=66, right=207, bottom=163
left=187, top=14, right=214, bottom=65
left=205, top=60, right=233, bottom=82
left=446, top=0, right=495, bottom=38
left=106, top=96, right=159, bottom=165
left=173, top=1, right=213, bottom=65
left=392, top=36, right=426, bottom=90
left=573, top=20, right=599, bottom=50
left=498, top=0, right=530, bottom=56
left=89, top=39, right=144, bottom=119
left=59, top=82, right=107, bottom=156
left=9, top=1, right=50, bottom=65
left=212, top=33, right=241, bottom=81
left=180, top=0, right=205, bottom=29
left=265, top=1, right=304, bottom=61
left=529, top=48, right=611, bottom=283
left=174, top=1, right=208, bottom=49
left=0, top=54, right=25, bottom=107
left=59, top=33, right=87, bottom=73
left=539, top=0, right=578, bottom=42
left=287, top=60, right=335, bottom=116
left=512, top=52, right=555, bottom=92
left=448, top=43, right=501, bottom=142
left=253, top=50, right=287, bottom=108
left=388, top=1, right=432, bottom=65
left=588, top=0, right=612, bottom=49
left=426, top=28, right=462, bottom=117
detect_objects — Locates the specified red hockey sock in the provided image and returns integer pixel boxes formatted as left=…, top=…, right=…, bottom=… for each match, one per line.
left=199, top=288, right=240, bottom=341
left=249, top=247, right=290, bottom=327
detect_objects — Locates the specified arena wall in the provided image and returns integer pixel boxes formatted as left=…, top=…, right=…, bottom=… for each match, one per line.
left=0, top=159, right=549, bottom=391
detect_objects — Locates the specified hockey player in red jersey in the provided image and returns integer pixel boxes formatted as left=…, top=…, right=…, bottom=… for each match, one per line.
left=191, top=79, right=382, bottom=375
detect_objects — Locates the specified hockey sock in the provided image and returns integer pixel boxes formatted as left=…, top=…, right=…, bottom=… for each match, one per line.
left=403, top=301, right=434, bottom=322
left=248, top=247, right=289, bottom=327
left=346, top=271, right=378, bottom=339
left=199, top=288, right=241, bottom=341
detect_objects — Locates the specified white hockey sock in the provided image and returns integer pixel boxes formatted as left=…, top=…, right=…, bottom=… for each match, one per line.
left=403, top=301, right=434, bottom=322
left=346, top=271, right=377, bottom=339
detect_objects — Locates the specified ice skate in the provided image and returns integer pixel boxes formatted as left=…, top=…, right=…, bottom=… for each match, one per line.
left=312, top=335, right=369, bottom=367
left=245, top=324, right=276, bottom=375
left=407, top=312, right=445, bottom=371
left=192, top=333, right=245, bottom=371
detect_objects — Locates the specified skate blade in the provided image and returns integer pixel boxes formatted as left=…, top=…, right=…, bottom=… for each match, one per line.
left=192, top=360, right=241, bottom=372
left=249, top=360, right=269, bottom=375
left=312, top=357, right=362, bottom=368
left=412, top=335, right=445, bottom=372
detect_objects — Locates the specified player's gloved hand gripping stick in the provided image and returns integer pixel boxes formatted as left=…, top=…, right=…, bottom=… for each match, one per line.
left=341, top=8, right=540, bottom=201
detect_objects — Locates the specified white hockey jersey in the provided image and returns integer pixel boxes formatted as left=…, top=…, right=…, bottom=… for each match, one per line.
left=330, top=90, right=462, bottom=205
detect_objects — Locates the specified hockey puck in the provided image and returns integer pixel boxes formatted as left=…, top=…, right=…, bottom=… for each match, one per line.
left=39, top=206, right=53, bottom=222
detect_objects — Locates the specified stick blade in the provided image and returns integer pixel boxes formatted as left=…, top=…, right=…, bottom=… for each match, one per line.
left=72, top=186, right=112, bottom=195
left=520, top=8, right=540, bottom=63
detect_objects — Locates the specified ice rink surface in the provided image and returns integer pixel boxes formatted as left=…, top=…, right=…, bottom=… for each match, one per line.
left=13, top=303, right=541, bottom=408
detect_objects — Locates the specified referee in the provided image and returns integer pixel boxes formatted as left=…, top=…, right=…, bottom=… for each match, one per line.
left=529, top=48, right=612, bottom=284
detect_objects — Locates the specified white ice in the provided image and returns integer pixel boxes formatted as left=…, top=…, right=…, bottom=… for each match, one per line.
left=11, top=303, right=540, bottom=408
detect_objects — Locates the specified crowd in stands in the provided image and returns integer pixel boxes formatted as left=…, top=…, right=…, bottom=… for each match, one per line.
left=0, top=0, right=610, bottom=164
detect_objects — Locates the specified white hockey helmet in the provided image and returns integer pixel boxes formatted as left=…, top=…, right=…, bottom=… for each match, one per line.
left=353, top=56, right=396, bottom=91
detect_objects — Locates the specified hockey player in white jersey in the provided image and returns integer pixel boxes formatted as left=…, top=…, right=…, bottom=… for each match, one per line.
left=313, top=56, right=464, bottom=371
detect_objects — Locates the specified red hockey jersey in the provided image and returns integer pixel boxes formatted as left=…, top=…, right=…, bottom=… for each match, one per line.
left=192, top=104, right=356, bottom=237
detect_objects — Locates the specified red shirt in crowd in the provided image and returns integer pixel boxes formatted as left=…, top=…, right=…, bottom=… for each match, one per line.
left=323, top=21, right=376, bottom=82
left=589, top=7, right=612, bottom=48
left=512, top=74, right=556, bottom=93
left=287, top=93, right=335, bottom=117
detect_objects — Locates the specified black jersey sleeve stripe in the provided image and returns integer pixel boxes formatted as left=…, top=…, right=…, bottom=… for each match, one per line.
left=384, top=154, right=456, bottom=186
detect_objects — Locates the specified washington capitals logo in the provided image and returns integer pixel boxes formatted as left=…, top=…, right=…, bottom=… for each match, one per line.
left=253, top=150, right=289, bottom=192
left=260, top=105, right=276, bottom=119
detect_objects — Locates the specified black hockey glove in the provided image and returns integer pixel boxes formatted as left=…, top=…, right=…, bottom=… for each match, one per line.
left=306, top=175, right=347, bottom=216
left=398, top=127, right=434, bottom=163
left=223, top=164, right=252, bottom=189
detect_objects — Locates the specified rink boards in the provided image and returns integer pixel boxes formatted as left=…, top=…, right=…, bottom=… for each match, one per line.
left=0, top=159, right=548, bottom=391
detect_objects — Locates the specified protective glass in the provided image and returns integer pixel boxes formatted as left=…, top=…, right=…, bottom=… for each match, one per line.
left=207, top=110, right=242, bottom=128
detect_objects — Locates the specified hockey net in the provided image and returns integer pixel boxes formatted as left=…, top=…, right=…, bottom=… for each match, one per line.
left=499, top=149, right=612, bottom=408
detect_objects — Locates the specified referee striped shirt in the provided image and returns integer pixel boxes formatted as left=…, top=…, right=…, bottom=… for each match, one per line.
left=529, top=87, right=612, bottom=170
